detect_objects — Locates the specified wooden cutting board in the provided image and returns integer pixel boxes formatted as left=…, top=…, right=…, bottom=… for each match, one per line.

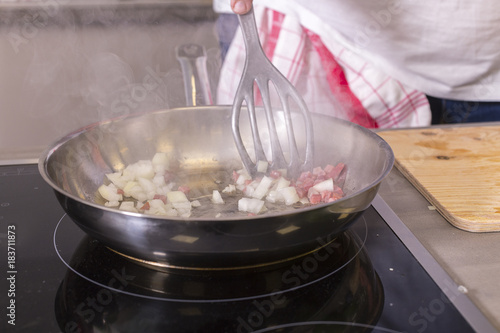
left=378, top=125, right=500, bottom=232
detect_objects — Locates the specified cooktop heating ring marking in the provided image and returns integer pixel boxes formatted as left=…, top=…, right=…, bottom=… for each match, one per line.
left=252, top=321, right=403, bottom=333
left=53, top=213, right=368, bottom=303
left=107, top=236, right=340, bottom=272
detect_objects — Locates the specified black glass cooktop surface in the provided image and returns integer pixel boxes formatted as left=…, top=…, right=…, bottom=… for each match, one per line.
left=0, top=164, right=493, bottom=332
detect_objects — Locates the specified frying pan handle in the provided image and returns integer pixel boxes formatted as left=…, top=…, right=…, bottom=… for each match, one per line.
left=175, top=43, right=214, bottom=106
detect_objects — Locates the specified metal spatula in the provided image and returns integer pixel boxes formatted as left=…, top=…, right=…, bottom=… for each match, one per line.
left=231, top=6, right=314, bottom=178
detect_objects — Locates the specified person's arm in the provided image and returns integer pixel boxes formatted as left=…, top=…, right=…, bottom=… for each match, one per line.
left=231, top=0, right=253, bottom=14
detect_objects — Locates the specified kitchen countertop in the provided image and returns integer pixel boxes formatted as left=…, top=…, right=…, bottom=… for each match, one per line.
left=379, top=166, right=500, bottom=331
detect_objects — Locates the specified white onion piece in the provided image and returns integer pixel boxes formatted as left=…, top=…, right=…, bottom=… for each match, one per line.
left=167, top=191, right=189, bottom=203
left=236, top=169, right=251, bottom=185
left=243, top=182, right=256, bottom=197
left=279, top=187, right=300, bottom=205
left=119, top=201, right=137, bottom=212
left=266, top=190, right=281, bottom=203
left=121, top=167, right=136, bottom=182
left=172, top=201, right=192, bottom=217
left=162, top=191, right=192, bottom=216
left=98, top=184, right=122, bottom=202
left=148, top=199, right=165, bottom=210
left=152, top=174, right=166, bottom=187
left=238, top=197, right=265, bottom=214
left=252, top=176, right=273, bottom=200
left=147, top=199, right=174, bottom=216
left=133, top=160, right=155, bottom=179
left=106, top=171, right=128, bottom=189
left=123, top=181, right=147, bottom=202
left=222, top=184, right=236, bottom=193
left=256, top=160, right=268, bottom=173
left=275, top=177, right=290, bottom=190
left=138, top=178, right=156, bottom=198
left=212, top=190, right=225, bottom=204
left=313, top=178, right=334, bottom=192
left=123, top=181, right=138, bottom=197
left=172, top=201, right=192, bottom=210
left=105, top=200, right=120, bottom=207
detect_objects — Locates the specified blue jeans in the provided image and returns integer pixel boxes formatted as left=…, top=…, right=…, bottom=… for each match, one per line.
left=427, top=96, right=500, bottom=124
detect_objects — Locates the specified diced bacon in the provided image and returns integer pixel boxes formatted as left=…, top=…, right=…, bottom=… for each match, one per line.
left=232, top=170, right=240, bottom=183
left=153, top=194, right=167, bottom=204
left=313, top=178, right=324, bottom=186
left=178, top=185, right=190, bottom=194
left=305, top=177, right=316, bottom=187
left=297, top=177, right=315, bottom=193
left=307, top=187, right=321, bottom=204
left=316, top=175, right=326, bottom=182
left=331, top=193, right=343, bottom=202
left=325, top=163, right=345, bottom=182
left=117, top=189, right=124, bottom=195
left=333, top=185, right=344, bottom=197
left=140, top=202, right=151, bottom=210
left=321, top=191, right=334, bottom=202
left=312, top=167, right=326, bottom=178
left=297, top=171, right=313, bottom=182
left=309, top=193, right=322, bottom=204
left=295, top=186, right=308, bottom=199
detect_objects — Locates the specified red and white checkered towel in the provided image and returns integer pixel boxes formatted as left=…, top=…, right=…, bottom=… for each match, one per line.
left=217, top=6, right=431, bottom=129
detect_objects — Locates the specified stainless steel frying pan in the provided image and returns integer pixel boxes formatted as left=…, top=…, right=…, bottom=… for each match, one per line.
left=39, top=105, right=393, bottom=270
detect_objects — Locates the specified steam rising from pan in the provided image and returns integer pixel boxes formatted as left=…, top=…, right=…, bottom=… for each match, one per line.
left=0, top=2, right=219, bottom=160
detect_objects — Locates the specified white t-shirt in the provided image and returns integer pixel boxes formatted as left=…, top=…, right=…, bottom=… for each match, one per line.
left=214, top=0, right=500, bottom=101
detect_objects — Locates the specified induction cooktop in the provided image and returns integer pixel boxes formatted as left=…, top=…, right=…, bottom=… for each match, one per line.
left=0, top=163, right=496, bottom=332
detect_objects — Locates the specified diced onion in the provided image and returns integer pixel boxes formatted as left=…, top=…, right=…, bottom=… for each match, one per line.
left=106, top=172, right=127, bottom=189
left=98, top=184, right=122, bottom=202
left=238, top=197, right=265, bottom=214
left=105, top=200, right=120, bottom=207
left=166, top=191, right=189, bottom=203
left=279, top=187, right=300, bottom=205
left=256, top=160, right=268, bottom=173
left=212, top=190, right=225, bottom=204
left=266, top=190, right=281, bottom=203
left=313, top=178, right=334, bottom=192
left=252, top=176, right=273, bottom=200
left=274, top=177, right=290, bottom=190
left=222, top=184, right=236, bottom=193
left=119, top=201, right=137, bottom=212
left=136, top=160, right=155, bottom=179
left=236, top=169, right=251, bottom=185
